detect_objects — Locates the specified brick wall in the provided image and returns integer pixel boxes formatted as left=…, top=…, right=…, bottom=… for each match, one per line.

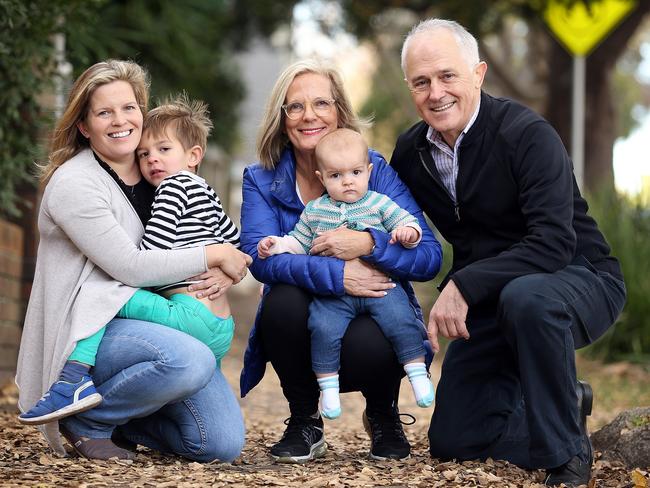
left=0, top=219, right=24, bottom=384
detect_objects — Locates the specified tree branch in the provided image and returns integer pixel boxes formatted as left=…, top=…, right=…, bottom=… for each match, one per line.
left=590, top=2, right=650, bottom=70
left=480, top=40, right=535, bottom=103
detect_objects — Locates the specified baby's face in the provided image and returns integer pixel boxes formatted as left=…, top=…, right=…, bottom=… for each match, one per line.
left=136, top=130, right=195, bottom=187
left=316, top=147, right=371, bottom=204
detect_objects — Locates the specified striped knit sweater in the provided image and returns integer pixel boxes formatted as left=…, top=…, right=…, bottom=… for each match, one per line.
left=141, top=170, right=240, bottom=251
left=289, top=190, right=420, bottom=253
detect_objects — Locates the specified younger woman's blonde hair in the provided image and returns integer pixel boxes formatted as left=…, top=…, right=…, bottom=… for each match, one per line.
left=256, top=59, right=369, bottom=169
left=39, top=59, right=150, bottom=183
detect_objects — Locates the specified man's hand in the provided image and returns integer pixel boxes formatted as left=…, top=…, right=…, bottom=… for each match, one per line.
left=257, top=237, right=276, bottom=259
left=390, top=226, right=419, bottom=245
left=427, top=280, right=469, bottom=353
left=310, top=226, right=374, bottom=260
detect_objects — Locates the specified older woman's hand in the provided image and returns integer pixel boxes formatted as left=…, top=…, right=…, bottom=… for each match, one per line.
left=343, top=258, right=395, bottom=297
left=310, top=227, right=374, bottom=260
left=187, top=267, right=234, bottom=300
left=205, top=243, right=252, bottom=284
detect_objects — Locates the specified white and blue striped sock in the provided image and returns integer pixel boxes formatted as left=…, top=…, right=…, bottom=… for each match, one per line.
left=404, top=362, right=434, bottom=407
left=317, top=374, right=341, bottom=419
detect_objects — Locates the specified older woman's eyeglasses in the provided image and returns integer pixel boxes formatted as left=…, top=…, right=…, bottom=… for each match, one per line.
left=282, top=98, right=336, bottom=120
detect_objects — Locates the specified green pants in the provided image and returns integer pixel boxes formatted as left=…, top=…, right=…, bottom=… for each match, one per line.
left=117, top=289, right=235, bottom=367
left=69, top=327, right=105, bottom=366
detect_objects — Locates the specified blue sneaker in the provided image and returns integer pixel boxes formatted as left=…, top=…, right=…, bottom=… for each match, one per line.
left=18, top=376, right=102, bottom=425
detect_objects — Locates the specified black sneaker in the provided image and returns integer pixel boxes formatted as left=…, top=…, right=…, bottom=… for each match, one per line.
left=362, top=407, right=414, bottom=460
left=270, top=415, right=327, bottom=463
left=545, top=381, right=594, bottom=487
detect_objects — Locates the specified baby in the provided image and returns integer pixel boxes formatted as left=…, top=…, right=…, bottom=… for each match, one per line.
left=258, top=128, right=433, bottom=419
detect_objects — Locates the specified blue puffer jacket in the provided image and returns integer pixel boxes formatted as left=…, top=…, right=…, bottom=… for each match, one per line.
left=239, top=147, right=443, bottom=397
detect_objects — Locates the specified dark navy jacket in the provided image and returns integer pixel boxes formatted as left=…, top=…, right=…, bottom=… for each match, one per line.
left=239, top=146, right=443, bottom=396
left=391, top=92, right=623, bottom=309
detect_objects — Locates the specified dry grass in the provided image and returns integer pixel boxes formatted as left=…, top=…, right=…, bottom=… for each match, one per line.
left=1, top=286, right=648, bottom=487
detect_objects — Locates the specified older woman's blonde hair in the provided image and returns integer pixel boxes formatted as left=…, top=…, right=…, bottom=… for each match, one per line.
left=39, top=59, right=150, bottom=183
left=256, top=59, right=369, bottom=169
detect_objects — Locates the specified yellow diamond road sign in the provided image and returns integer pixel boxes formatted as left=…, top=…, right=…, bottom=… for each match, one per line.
left=544, top=0, right=636, bottom=56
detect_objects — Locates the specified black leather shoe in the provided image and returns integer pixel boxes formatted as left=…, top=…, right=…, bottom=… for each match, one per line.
left=544, top=381, right=594, bottom=487
left=576, top=380, right=593, bottom=438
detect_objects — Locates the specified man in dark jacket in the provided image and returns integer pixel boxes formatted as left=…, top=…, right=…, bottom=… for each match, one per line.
left=391, top=18, right=626, bottom=487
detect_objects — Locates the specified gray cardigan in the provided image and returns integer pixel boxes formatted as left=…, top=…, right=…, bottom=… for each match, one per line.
left=16, top=149, right=208, bottom=455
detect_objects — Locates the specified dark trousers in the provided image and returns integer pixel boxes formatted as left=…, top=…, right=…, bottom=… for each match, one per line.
left=428, top=261, right=626, bottom=469
left=259, top=284, right=403, bottom=417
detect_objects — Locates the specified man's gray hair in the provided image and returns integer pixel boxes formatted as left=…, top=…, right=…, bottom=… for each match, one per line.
left=401, top=19, right=480, bottom=73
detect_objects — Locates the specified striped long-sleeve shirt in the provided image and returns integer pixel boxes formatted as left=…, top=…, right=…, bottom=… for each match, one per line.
left=287, top=190, right=421, bottom=253
left=141, top=170, right=240, bottom=251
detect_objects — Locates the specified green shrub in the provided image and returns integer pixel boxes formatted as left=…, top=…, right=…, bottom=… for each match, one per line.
left=583, top=190, right=650, bottom=363
left=0, top=0, right=95, bottom=218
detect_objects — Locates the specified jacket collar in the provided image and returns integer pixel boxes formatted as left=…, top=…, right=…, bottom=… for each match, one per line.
left=462, top=91, right=491, bottom=145
left=270, top=145, right=304, bottom=211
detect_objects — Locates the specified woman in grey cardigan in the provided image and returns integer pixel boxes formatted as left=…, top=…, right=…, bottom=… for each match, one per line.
left=16, top=60, right=250, bottom=462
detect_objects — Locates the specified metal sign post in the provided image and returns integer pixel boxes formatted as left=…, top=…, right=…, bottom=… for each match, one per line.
left=572, top=55, right=586, bottom=189
left=544, top=0, right=636, bottom=190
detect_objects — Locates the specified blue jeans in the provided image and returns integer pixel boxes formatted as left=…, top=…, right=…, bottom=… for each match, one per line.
left=61, top=318, right=245, bottom=462
left=428, top=261, right=626, bottom=469
left=308, top=283, right=427, bottom=373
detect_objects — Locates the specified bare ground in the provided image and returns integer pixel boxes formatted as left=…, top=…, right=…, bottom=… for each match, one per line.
left=1, top=287, right=647, bottom=487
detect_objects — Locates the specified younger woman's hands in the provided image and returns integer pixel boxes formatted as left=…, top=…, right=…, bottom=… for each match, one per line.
left=187, top=267, right=234, bottom=300
left=205, top=243, right=252, bottom=283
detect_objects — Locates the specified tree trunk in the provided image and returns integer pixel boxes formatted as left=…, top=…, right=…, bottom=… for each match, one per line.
left=545, top=40, right=573, bottom=155
left=584, top=54, right=617, bottom=193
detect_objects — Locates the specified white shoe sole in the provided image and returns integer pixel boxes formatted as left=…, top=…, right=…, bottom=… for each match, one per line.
left=18, top=393, right=103, bottom=425
left=368, top=451, right=411, bottom=461
left=271, top=438, right=328, bottom=464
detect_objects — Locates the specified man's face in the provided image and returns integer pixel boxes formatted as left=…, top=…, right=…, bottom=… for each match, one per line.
left=404, top=29, right=486, bottom=147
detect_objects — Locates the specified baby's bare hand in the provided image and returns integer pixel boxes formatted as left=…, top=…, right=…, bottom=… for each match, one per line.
left=390, top=226, right=419, bottom=245
left=257, top=237, right=275, bottom=259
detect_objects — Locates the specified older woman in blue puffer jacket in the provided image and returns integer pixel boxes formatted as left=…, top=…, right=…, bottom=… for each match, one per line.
left=239, top=59, right=442, bottom=464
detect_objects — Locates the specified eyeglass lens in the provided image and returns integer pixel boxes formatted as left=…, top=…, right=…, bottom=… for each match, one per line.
left=283, top=98, right=334, bottom=119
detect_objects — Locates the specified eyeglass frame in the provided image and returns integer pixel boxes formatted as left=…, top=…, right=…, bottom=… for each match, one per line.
left=281, top=97, right=337, bottom=120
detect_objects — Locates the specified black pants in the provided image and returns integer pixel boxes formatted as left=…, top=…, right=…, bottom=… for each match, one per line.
left=428, top=262, right=626, bottom=469
left=259, top=284, right=403, bottom=416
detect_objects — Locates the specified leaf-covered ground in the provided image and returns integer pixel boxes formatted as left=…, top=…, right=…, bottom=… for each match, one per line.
left=1, top=288, right=648, bottom=487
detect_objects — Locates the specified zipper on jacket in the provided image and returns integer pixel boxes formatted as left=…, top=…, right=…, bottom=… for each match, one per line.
left=417, top=150, right=461, bottom=222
